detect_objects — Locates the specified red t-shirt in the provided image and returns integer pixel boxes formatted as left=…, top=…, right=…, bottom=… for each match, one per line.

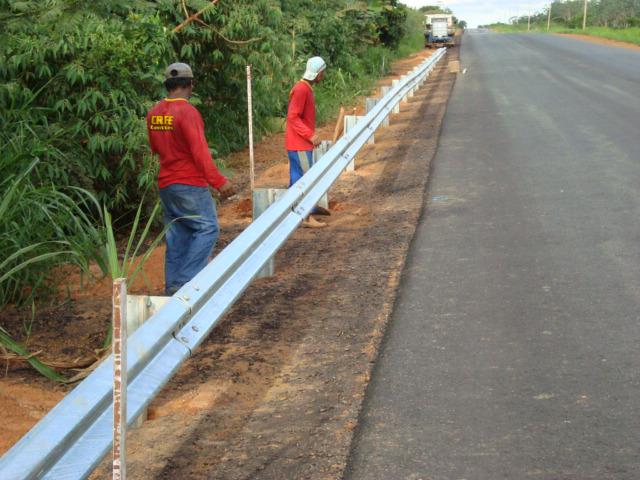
left=147, top=98, right=227, bottom=189
left=285, top=80, right=315, bottom=151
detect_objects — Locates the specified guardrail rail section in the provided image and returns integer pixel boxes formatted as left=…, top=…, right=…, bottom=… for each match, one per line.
left=0, top=48, right=447, bottom=480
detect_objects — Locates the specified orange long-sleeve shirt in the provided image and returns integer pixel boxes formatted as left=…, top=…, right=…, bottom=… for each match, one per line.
left=147, top=98, right=227, bottom=189
left=285, top=80, right=315, bottom=151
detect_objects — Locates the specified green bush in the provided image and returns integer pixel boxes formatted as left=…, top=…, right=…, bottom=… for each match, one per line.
left=0, top=0, right=424, bottom=314
left=0, top=3, right=171, bottom=209
left=1, top=0, right=418, bottom=209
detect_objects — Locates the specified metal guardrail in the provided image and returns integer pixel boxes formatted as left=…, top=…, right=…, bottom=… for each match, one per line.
left=0, top=48, right=447, bottom=480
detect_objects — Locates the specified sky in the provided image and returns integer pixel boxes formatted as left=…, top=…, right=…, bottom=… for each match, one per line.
left=402, top=0, right=552, bottom=28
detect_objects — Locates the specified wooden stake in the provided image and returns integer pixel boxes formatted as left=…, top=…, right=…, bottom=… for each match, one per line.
left=112, top=278, right=127, bottom=480
left=332, top=106, right=345, bottom=144
left=247, top=65, right=255, bottom=191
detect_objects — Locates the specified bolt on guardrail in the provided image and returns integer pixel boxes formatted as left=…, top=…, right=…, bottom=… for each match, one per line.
left=0, top=48, right=447, bottom=480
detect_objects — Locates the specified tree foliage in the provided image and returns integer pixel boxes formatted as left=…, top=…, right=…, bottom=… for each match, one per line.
left=0, top=0, right=171, bottom=207
left=418, top=5, right=452, bottom=14
left=0, top=0, right=422, bottom=309
left=0, top=0, right=413, bottom=210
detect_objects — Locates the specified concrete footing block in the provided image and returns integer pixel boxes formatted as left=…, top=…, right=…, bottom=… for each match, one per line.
left=252, top=187, right=288, bottom=278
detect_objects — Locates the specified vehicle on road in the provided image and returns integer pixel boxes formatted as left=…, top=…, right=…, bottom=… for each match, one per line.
left=424, top=14, right=455, bottom=48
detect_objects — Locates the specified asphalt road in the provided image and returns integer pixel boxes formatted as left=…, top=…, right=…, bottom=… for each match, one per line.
left=345, top=33, right=640, bottom=479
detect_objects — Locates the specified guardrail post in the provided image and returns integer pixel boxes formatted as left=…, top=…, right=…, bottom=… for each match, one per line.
left=421, top=65, right=430, bottom=85
left=113, top=278, right=127, bottom=480
left=252, top=187, right=288, bottom=278
left=365, top=97, right=378, bottom=113
left=343, top=115, right=374, bottom=172
left=409, top=68, right=418, bottom=97
left=379, top=87, right=392, bottom=126
left=345, top=115, right=374, bottom=146
left=392, top=80, right=401, bottom=113
left=126, top=295, right=170, bottom=427
left=313, top=141, right=332, bottom=209
left=366, top=97, right=387, bottom=128
left=416, top=66, right=424, bottom=89
left=365, top=97, right=389, bottom=130
left=343, top=115, right=358, bottom=171
left=400, top=77, right=410, bottom=102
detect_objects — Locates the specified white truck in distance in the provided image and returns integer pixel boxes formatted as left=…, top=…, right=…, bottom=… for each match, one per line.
left=424, top=14, right=455, bottom=48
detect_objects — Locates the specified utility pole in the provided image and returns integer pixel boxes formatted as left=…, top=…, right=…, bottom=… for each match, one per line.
left=582, top=0, right=588, bottom=30
left=547, top=3, right=552, bottom=32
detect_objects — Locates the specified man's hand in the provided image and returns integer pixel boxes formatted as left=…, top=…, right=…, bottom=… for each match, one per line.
left=217, top=180, right=235, bottom=199
left=311, top=134, right=322, bottom=147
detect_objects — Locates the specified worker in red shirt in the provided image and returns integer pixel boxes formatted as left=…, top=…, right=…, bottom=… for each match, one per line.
left=286, top=56, right=329, bottom=228
left=147, top=62, right=234, bottom=295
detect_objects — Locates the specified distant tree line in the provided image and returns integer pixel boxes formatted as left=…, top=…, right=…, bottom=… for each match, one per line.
left=511, top=0, right=640, bottom=29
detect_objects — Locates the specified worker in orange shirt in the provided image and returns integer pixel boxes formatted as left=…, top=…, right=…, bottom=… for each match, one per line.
left=285, top=56, right=329, bottom=228
left=147, top=63, right=234, bottom=295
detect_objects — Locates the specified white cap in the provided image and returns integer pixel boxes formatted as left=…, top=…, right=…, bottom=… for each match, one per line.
left=303, top=56, right=326, bottom=81
left=164, top=62, right=194, bottom=80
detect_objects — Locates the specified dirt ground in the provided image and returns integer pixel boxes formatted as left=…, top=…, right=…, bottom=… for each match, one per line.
left=557, top=33, right=640, bottom=51
left=0, top=46, right=458, bottom=478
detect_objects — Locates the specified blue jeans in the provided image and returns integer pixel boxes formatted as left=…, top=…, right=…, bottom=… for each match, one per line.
left=159, top=184, right=219, bottom=295
left=289, top=150, right=323, bottom=214
left=288, top=150, right=313, bottom=187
